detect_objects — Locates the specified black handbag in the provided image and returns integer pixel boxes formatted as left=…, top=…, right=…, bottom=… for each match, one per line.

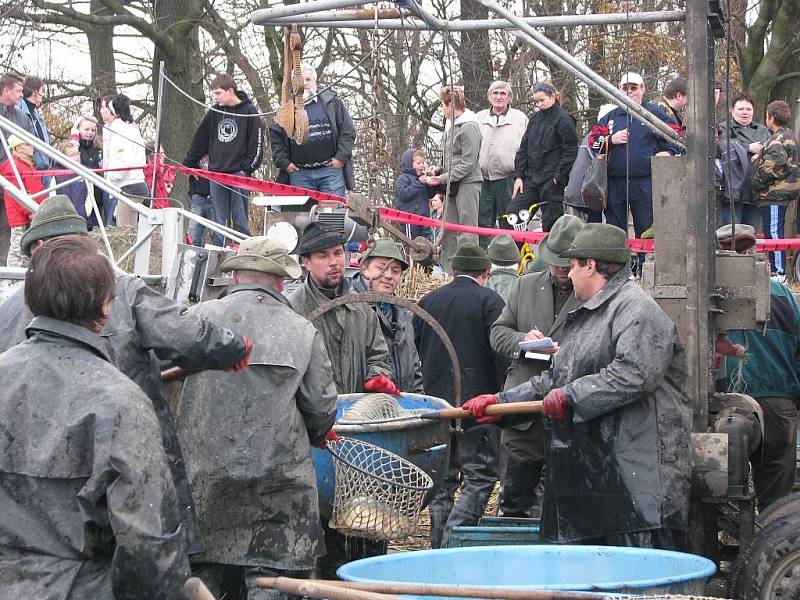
left=581, top=138, right=608, bottom=212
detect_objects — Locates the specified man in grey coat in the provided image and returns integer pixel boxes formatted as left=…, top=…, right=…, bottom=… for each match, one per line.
left=467, top=224, right=691, bottom=549
left=176, top=237, right=338, bottom=599
left=489, top=215, right=584, bottom=517
left=427, top=86, right=483, bottom=272
left=0, top=195, right=252, bottom=557
left=0, top=236, right=189, bottom=600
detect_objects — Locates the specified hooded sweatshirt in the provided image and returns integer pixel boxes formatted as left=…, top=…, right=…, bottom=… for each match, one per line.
left=185, top=91, right=264, bottom=175
left=394, top=149, right=436, bottom=240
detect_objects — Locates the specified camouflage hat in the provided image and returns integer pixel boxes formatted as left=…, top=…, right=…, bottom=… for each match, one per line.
left=537, top=214, right=585, bottom=267
left=451, top=242, right=491, bottom=271
left=361, top=237, right=409, bottom=270
left=487, top=234, right=520, bottom=266
left=220, top=236, right=302, bottom=279
left=560, top=223, right=630, bottom=264
left=20, top=194, right=88, bottom=257
left=715, top=223, right=756, bottom=252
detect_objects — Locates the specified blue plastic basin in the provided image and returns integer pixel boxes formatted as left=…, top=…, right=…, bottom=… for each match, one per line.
left=337, top=545, right=716, bottom=597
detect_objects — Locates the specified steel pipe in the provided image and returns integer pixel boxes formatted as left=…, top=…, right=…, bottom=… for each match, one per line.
left=262, top=10, right=686, bottom=30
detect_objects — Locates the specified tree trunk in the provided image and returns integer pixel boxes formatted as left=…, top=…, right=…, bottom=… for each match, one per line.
left=87, top=0, right=117, bottom=104
left=458, top=0, right=493, bottom=110
left=152, top=0, right=207, bottom=207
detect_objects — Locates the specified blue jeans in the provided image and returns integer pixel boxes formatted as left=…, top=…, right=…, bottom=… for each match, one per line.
left=604, top=177, right=653, bottom=236
left=209, top=178, right=251, bottom=243
left=188, top=194, right=219, bottom=247
left=719, top=201, right=761, bottom=229
left=289, top=165, right=347, bottom=197
left=761, top=204, right=787, bottom=275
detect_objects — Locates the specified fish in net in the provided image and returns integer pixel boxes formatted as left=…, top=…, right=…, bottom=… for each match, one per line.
left=339, top=393, right=433, bottom=424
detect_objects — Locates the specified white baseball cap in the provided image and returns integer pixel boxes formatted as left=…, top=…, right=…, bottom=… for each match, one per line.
left=619, top=72, right=644, bottom=87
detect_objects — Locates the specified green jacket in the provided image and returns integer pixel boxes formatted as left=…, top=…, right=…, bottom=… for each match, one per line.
left=725, top=279, right=800, bottom=401
left=485, top=268, right=518, bottom=302
left=751, top=127, right=800, bottom=207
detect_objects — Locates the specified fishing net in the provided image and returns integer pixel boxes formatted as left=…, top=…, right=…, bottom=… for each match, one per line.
left=327, top=437, right=433, bottom=541
left=339, top=393, right=431, bottom=424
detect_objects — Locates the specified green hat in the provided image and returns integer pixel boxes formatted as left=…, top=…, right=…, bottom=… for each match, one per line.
left=360, top=237, right=409, bottom=270
left=451, top=242, right=491, bottom=271
left=537, top=214, right=585, bottom=267
left=560, top=223, right=631, bottom=264
left=487, top=234, right=520, bottom=266
left=220, top=236, right=302, bottom=279
left=20, top=194, right=88, bottom=257
left=525, top=252, right=548, bottom=273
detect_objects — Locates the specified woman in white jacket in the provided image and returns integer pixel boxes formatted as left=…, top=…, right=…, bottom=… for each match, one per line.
left=100, top=93, right=147, bottom=226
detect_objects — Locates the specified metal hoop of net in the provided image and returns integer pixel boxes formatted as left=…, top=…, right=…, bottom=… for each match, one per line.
left=339, top=393, right=430, bottom=424
left=327, top=437, right=433, bottom=540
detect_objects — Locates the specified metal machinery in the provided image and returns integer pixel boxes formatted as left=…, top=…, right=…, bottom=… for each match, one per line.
left=1, top=0, right=796, bottom=595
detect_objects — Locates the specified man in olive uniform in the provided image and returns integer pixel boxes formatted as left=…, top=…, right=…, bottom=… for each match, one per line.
left=485, top=233, right=521, bottom=301
left=489, top=215, right=584, bottom=517
left=0, top=195, right=252, bottom=556
left=352, top=237, right=424, bottom=393
left=177, top=238, right=338, bottom=599
left=467, top=224, right=691, bottom=549
left=289, top=222, right=399, bottom=577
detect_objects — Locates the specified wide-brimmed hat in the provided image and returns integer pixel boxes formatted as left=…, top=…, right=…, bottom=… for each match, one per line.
left=487, top=234, right=520, bottom=266
left=716, top=223, right=756, bottom=252
left=525, top=252, right=548, bottom=273
left=20, top=194, right=88, bottom=257
left=560, top=223, right=631, bottom=264
left=451, top=242, right=491, bottom=271
left=361, top=237, right=409, bottom=270
left=220, top=236, right=302, bottom=278
left=295, top=222, right=345, bottom=256
left=537, top=214, right=585, bottom=267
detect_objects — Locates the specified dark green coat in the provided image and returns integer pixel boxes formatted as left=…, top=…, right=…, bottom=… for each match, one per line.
left=290, top=275, right=392, bottom=394
left=500, top=268, right=691, bottom=542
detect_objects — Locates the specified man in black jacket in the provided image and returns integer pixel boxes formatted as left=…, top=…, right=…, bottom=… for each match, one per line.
left=414, top=242, right=507, bottom=548
left=185, top=74, right=264, bottom=244
left=269, top=64, right=356, bottom=198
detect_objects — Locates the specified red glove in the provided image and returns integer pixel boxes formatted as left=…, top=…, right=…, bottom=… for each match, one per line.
left=542, top=387, right=569, bottom=420
left=463, top=394, right=500, bottom=424
left=314, top=429, right=340, bottom=448
left=363, top=374, right=400, bottom=396
left=226, top=336, right=253, bottom=372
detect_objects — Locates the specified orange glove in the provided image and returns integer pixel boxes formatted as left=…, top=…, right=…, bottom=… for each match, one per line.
left=314, top=429, right=340, bottom=448
left=463, top=394, right=500, bottom=424
left=364, top=374, right=400, bottom=396
left=542, top=387, right=569, bottom=420
left=226, top=336, right=253, bottom=372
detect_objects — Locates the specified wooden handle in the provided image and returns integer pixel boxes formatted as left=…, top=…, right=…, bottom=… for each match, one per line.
left=257, top=577, right=405, bottom=600
left=422, top=401, right=542, bottom=420
left=184, top=577, right=217, bottom=600
left=160, top=366, right=187, bottom=382
left=257, top=577, right=606, bottom=600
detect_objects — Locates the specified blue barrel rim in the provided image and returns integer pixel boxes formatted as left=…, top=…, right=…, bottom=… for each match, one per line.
left=337, top=544, right=717, bottom=592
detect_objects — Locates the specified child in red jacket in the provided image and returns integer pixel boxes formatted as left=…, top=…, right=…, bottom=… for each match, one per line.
left=1, top=135, right=45, bottom=266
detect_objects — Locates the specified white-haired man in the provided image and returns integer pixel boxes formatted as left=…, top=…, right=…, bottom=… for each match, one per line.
left=476, top=81, right=528, bottom=248
left=269, top=64, right=356, bottom=198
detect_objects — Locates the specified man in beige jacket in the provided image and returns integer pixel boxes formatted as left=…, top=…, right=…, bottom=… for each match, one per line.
left=476, top=81, right=528, bottom=248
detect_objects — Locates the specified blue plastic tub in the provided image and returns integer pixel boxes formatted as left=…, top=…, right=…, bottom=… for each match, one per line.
left=337, top=545, right=716, bottom=597
left=312, top=393, right=451, bottom=518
